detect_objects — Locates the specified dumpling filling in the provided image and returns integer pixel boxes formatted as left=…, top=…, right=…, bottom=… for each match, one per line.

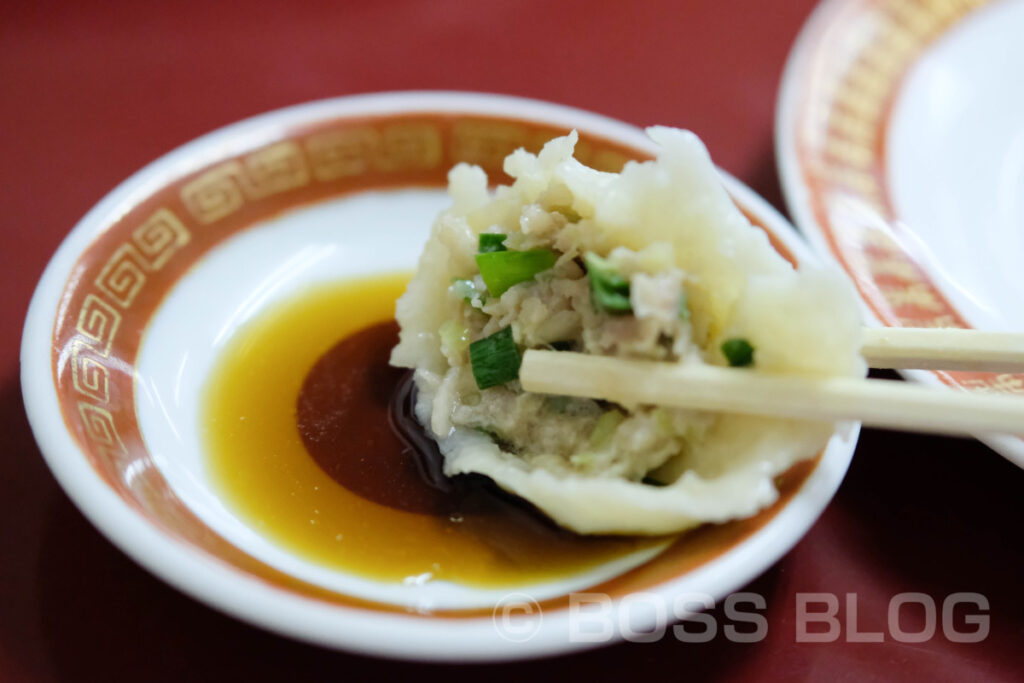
left=390, top=127, right=864, bottom=535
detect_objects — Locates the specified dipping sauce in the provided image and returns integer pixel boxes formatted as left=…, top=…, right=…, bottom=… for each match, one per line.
left=202, top=274, right=659, bottom=587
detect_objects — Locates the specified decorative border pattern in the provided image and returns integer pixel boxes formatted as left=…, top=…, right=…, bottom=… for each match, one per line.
left=791, top=0, right=1022, bottom=396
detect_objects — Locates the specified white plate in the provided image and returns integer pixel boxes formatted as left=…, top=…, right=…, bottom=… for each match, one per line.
left=777, top=0, right=1024, bottom=467
left=22, top=91, right=859, bottom=660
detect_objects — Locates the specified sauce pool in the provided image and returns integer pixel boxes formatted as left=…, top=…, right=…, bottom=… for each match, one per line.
left=202, top=274, right=659, bottom=587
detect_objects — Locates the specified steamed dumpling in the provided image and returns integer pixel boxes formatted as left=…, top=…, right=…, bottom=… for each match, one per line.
left=390, top=127, right=864, bottom=535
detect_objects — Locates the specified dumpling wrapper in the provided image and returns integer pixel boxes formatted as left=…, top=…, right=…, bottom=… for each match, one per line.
left=391, top=127, right=864, bottom=535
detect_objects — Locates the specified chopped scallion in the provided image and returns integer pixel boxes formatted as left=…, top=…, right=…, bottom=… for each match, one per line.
left=475, top=249, right=558, bottom=297
left=450, top=277, right=481, bottom=303
left=721, top=337, right=755, bottom=367
left=584, top=252, right=632, bottom=314
left=569, top=451, right=598, bottom=466
left=438, top=320, right=470, bottom=356
left=678, top=288, right=691, bottom=321
left=469, top=326, right=521, bottom=389
left=589, top=409, right=625, bottom=449
left=478, top=233, right=508, bottom=253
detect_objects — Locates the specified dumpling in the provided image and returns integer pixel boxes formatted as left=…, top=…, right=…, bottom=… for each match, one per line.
left=389, top=127, right=864, bottom=535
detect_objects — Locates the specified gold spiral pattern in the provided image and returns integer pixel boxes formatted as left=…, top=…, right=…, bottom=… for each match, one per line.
left=375, top=123, right=442, bottom=172
left=94, top=244, right=148, bottom=309
left=131, top=208, right=191, bottom=270
left=71, top=340, right=110, bottom=403
left=75, top=294, right=121, bottom=357
left=77, top=401, right=126, bottom=455
left=239, top=142, right=310, bottom=199
left=305, top=127, right=379, bottom=181
left=181, top=163, right=247, bottom=225
left=451, top=120, right=531, bottom=170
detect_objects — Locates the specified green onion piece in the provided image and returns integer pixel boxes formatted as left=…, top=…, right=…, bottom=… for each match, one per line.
left=478, top=233, right=508, bottom=253
left=584, top=252, right=632, bottom=314
left=450, top=277, right=480, bottom=303
left=469, top=326, right=521, bottom=389
left=721, top=337, right=755, bottom=367
left=438, top=320, right=470, bottom=356
left=569, top=451, right=598, bottom=467
left=589, top=409, right=625, bottom=449
left=678, top=288, right=691, bottom=321
left=475, top=249, right=558, bottom=297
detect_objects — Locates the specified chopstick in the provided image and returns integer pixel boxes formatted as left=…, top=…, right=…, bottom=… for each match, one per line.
left=861, top=328, right=1024, bottom=373
left=519, top=350, right=1024, bottom=437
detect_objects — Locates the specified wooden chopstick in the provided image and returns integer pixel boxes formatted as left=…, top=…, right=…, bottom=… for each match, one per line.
left=861, top=328, right=1024, bottom=373
left=519, top=350, right=1024, bottom=437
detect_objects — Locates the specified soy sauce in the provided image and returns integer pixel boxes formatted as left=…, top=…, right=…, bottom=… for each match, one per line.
left=203, top=275, right=656, bottom=587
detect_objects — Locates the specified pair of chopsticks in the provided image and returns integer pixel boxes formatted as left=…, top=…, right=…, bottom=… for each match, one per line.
left=519, top=328, right=1024, bottom=436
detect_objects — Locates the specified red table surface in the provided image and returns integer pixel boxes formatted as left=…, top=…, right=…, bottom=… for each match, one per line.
left=2, top=1, right=1021, bottom=680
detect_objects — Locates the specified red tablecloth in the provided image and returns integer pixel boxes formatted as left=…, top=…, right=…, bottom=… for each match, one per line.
left=2, top=1, right=1021, bottom=680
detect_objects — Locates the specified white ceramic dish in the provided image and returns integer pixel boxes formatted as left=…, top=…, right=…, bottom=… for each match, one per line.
left=22, top=91, right=859, bottom=661
left=776, top=0, right=1024, bottom=467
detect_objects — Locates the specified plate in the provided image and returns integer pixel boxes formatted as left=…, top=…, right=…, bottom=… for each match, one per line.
left=776, top=0, right=1024, bottom=467
left=22, top=91, right=859, bottom=661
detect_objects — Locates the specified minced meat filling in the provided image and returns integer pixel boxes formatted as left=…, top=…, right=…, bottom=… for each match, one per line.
left=432, top=211, right=712, bottom=482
